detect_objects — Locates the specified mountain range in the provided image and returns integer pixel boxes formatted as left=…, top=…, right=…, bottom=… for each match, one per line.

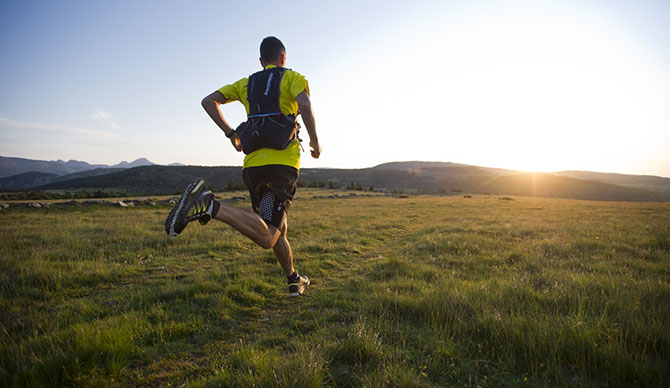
left=0, top=157, right=668, bottom=202
left=0, top=156, right=156, bottom=178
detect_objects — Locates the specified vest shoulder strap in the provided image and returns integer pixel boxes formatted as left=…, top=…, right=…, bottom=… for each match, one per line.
left=247, top=67, right=289, bottom=118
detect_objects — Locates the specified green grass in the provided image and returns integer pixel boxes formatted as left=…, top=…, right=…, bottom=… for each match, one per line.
left=1, top=193, right=668, bottom=387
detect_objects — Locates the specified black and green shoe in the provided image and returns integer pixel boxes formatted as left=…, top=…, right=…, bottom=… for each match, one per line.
left=288, top=274, right=310, bottom=297
left=165, top=178, right=214, bottom=236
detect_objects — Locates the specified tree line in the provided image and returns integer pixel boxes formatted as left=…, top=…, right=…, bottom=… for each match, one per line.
left=1, top=180, right=377, bottom=201
left=0, top=190, right=131, bottom=201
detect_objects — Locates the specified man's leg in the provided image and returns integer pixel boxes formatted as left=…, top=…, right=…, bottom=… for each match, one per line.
left=165, top=176, right=309, bottom=296
left=212, top=198, right=294, bottom=275
left=212, top=202, right=281, bottom=249
left=165, top=177, right=285, bottom=251
left=213, top=198, right=308, bottom=296
left=272, top=221, right=294, bottom=276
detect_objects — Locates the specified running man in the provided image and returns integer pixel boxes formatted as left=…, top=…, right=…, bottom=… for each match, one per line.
left=165, top=36, right=321, bottom=297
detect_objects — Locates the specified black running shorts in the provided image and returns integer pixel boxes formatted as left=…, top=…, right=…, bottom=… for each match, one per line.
left=242, top=165, right=298, bottom=229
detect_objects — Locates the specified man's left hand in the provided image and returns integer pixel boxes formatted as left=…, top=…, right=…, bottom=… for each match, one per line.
left=310, top=141, right=321, bottom=159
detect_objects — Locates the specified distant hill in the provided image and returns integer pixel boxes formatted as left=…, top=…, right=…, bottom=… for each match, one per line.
left=373, top=161, right=521, bottom=176
left=0, top=156, right=156, bottom=178
left=28, top=163, right=670, bottom=202
left=110, top=158, right=154, bottom=169
left=0, top=168, right=126, bottom=190
left=310, top=166, right=668, bottom=201
left=0, top=171, right=61, bottom=190
left=476, top=173, right=668, bottom=202
left=37, top=165, right=244, bottom=195
left=0, top=156, right=104, bottom=177
left=372, top=161, right=670, bottom=198
left=374, top=161, right=467, bottom=170
left=3, top=157, right=668, bottom=202
left=553, top=170, right=670, bottom=194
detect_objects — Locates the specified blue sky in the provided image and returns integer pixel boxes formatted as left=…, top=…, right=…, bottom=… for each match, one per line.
left=1, top=0, right=668, bottom=176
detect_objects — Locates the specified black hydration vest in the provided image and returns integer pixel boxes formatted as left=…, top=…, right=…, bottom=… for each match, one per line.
left=234, top=67, right=299, bottom=155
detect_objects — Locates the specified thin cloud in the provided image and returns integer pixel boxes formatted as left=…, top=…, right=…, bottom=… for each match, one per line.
left=91, top=108, right=123, bottom=130
left=0, top=116, right=120, bottom=139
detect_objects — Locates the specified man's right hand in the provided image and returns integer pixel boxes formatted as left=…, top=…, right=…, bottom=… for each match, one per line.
left=230, top=133, right=242, bottom=152
left=202, top=91, right=242, bottom=152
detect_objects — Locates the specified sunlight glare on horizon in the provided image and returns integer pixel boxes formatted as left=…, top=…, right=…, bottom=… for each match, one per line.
left=316, top=2, right=669, bottom=174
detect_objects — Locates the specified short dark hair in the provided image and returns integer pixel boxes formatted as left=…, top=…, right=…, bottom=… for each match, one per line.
left=260, top=36, right=286, bottom=63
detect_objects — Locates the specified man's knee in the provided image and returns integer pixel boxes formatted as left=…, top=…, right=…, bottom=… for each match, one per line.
left=256, top=225, right=281, bottom=249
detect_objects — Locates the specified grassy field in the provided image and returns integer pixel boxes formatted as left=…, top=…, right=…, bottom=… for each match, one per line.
left=1, top=192, right=668, bottom=387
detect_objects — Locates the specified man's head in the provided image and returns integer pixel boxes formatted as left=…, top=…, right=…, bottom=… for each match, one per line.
left=260, top=36, right=286, bottom=68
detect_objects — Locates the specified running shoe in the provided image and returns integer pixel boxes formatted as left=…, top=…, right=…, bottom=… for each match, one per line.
left=165, top=178, right=214, bottom=236
left=288, top=274, right=310, bottom=297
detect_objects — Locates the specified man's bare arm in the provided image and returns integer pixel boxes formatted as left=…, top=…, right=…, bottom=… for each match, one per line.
left=201, top=91, right=242, bottom=152
left=296, top=91, right=321, bottom=159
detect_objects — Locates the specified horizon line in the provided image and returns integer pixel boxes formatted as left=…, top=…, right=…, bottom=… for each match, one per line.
left=2, top=154, right=668, bottom=179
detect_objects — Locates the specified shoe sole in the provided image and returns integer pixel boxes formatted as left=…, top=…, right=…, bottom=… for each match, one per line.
left=165, top=178, right=205, bottom=236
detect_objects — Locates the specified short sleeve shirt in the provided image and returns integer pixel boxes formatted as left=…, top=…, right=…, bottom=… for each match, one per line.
left=218, top=65, right=309, bottom=170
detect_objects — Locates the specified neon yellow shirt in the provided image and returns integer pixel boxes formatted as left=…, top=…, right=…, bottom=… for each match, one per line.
left=218, top=65, right=309, bottom=170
